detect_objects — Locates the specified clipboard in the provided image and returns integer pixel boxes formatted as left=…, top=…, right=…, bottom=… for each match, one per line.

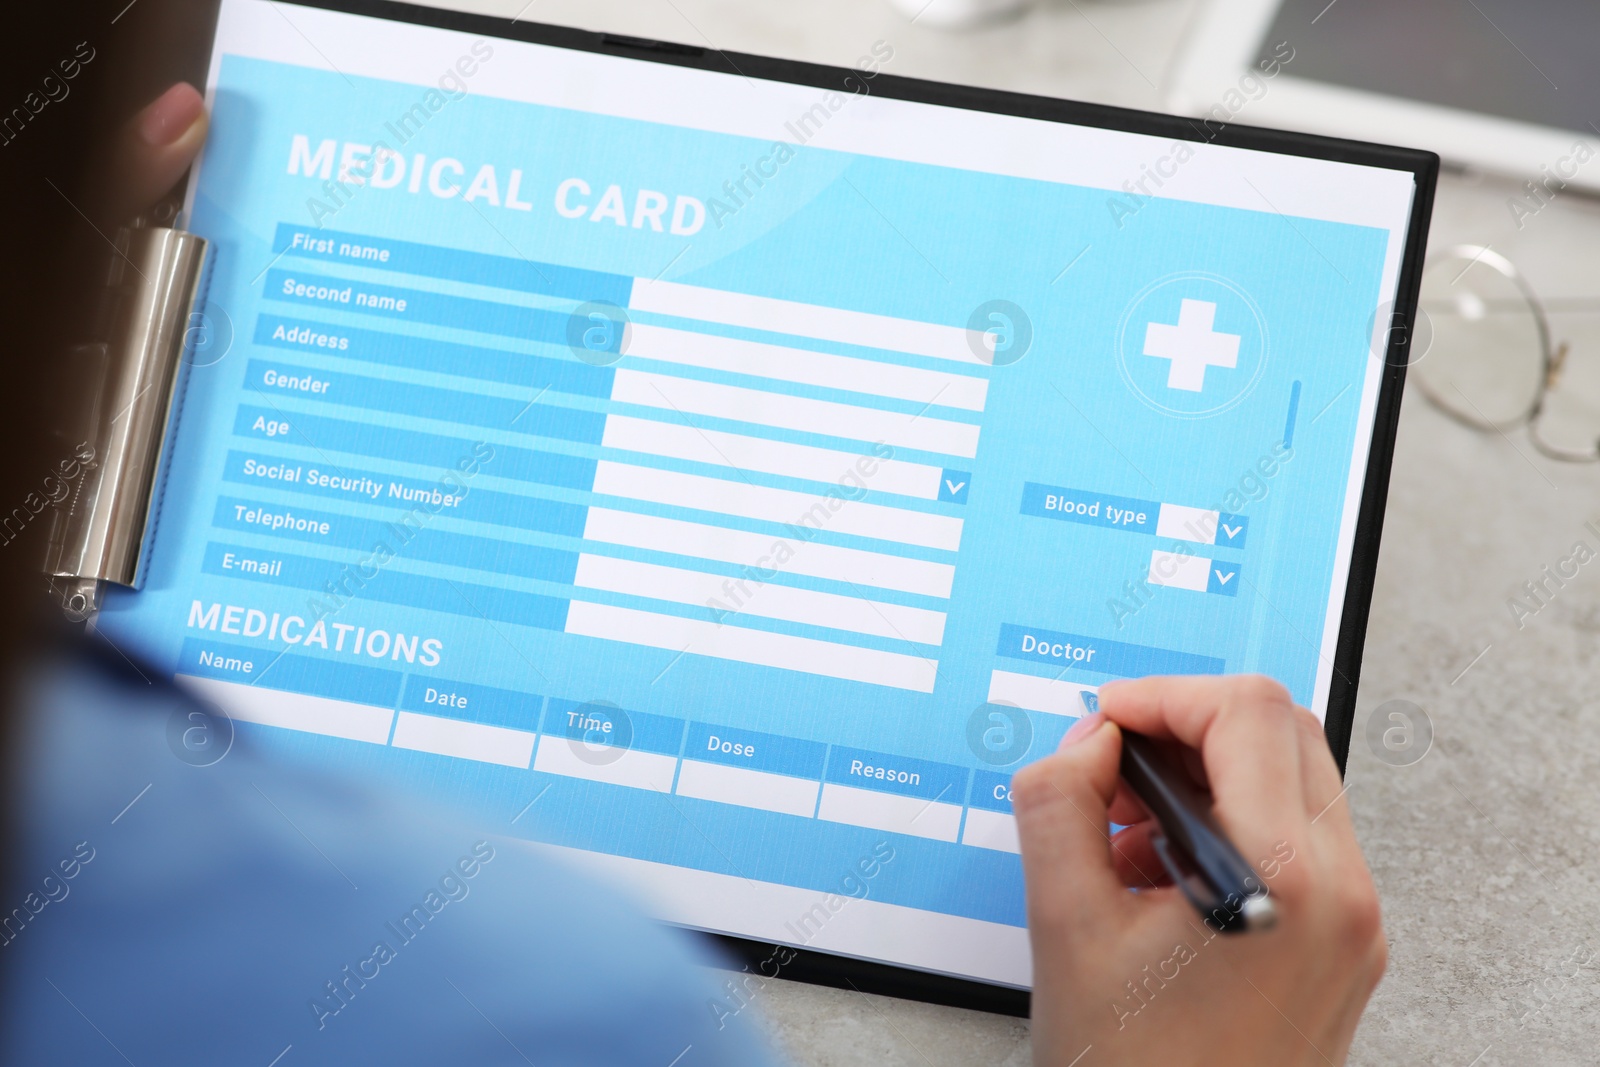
left=55, top=0, right=1436, bottom=1013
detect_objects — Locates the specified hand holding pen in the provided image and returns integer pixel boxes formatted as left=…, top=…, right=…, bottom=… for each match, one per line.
left=1015, top=675, right=1386, bottom=1067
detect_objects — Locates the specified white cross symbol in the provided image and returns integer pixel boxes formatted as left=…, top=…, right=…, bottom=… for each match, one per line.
left=1142, top=299, right=1241, bottom=393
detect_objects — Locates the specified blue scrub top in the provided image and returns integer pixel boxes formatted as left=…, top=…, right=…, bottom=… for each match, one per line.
left=0, top=643, right=779, bottom=1066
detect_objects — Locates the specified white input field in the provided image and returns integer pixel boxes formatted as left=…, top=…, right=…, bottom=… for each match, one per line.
left=389, top=711, right=536, bottom=768
left=961, top=808, right=1020, bottom=853
left=1156, top=503, right=1219, bottom=544
left=1148, top=550, right=1210, bottom=593
left=986, top=669, right=1097, bottom=717
left=815, top=782, right=962, bottom=842
left=533, top=737, right=678, bottom=793
left=601, top=415, right=943, bottom=499
left=611, top=369, right=980, bottom=458
left=564, top=600, right=938, bottom=692
left=582, top=507, right=956, bottom=598
left=629, top=277, right=987, bottom=366
left=573, top=554, right=947, bottom=645
left=626, top=322, right=988, bottom=411
left=592, top=460, right=962, bottom=552
left=177, top=674, right=394, bottom=744
left=675, top=759, right=820, bottom=818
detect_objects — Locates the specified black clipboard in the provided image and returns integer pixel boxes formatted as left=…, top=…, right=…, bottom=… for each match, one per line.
left=167, top=0, right=1436, bottom=1017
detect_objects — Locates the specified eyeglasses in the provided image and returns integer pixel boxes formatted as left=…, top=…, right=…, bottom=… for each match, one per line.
left=1409, top=244, right=1600, bottom=463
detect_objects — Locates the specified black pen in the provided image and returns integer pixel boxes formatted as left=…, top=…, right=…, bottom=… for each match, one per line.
left=1117, top=727, right=1278, bottom=933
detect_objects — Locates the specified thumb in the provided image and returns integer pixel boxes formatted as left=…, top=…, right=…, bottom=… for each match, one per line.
left=103, top=83, right=209, bottom=226
left=1013, top=714, right=1129, bottom=941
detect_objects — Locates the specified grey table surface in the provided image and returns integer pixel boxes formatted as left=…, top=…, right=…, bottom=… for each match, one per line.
left=402, top=0, right=1600, bottom=1061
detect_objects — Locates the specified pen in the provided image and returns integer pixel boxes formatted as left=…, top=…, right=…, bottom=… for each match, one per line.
left=1116, top=727, right=1278, bottom=933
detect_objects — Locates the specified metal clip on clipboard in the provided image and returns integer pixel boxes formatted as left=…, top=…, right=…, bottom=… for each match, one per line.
left=46, top=225, right=211, bottom=621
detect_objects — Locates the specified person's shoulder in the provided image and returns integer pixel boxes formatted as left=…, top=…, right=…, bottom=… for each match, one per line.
left=3, top=642, right=780, bottom=1067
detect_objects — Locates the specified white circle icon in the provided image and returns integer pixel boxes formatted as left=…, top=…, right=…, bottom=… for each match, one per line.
left=1115, top=273, right=1269, bottom=419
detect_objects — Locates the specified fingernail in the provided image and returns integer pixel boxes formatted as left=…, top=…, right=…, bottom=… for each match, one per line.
left=1061, top=712, right=1104, bottom=748
left=138, top=83, right=204, bottom=147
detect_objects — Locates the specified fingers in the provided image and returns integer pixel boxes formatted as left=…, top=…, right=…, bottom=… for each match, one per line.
left=1096, top=675, right=1307, bottom=862
left=1107, top=821, right=1171, bottom=890
left=105, top=83, right=208, bottom=225
left=1013, top=714, right=1133, bottom=938
left=1292, top=707, right=1372, bottom=894
left=1107, top=776, right=1151, bottom=826
left=1293, top=707, right=1348, bottom=826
